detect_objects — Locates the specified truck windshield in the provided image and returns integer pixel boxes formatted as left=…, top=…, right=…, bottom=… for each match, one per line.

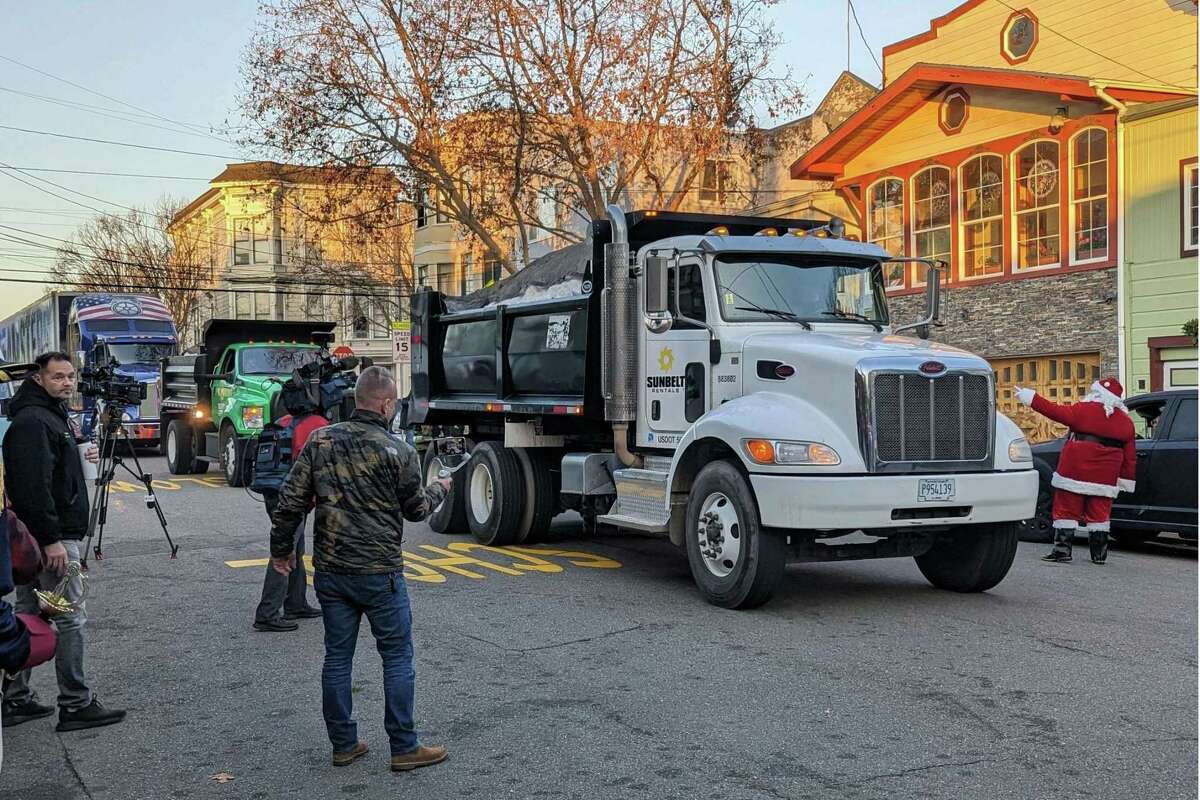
left=714, top=255, right=888, bottom=326
left=239, top=347, right=321, bottom=375
left=106, top=343, right=175, bottom=365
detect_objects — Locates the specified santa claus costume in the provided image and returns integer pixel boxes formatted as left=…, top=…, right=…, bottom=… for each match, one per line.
left=1016, top=377, right=1136, bottom=564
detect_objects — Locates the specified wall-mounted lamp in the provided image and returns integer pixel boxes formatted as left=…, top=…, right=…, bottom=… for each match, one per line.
left=1048, top=106, right=1068, bottom=134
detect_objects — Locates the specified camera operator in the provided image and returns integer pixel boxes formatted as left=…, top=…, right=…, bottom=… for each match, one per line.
left=1, top=352, right=125, bottom=731
left=253, top=381, right=328, bottom=632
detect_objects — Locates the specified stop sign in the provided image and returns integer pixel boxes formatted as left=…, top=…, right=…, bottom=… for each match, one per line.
left=333, top=345, right=354, bottom=359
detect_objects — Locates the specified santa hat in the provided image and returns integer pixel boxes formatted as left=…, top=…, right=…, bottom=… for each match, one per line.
left=1085, top=376, right=1126, bottom=416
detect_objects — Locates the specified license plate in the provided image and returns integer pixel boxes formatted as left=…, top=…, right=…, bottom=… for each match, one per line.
left=918, top=478, right=955, bottom=502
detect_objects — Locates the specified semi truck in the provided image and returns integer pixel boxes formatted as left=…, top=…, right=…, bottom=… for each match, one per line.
left=159, top=319, right=333, bottom=485
left=0, top=292, right=178, bottom=446
left=409, top=208, right=1038, bottom=608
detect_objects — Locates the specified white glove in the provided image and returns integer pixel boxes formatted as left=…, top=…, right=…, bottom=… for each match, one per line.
left=1015, top=386, right=1035, bottom=406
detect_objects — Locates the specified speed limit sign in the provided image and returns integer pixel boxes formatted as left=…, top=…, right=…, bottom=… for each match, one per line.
left=391, top=321, right=411, bottom=365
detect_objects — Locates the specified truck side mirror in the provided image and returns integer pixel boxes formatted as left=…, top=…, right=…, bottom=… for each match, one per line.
left=917, top=264, right=942, bottom=339
left=643, top=256, right=672, bottom=333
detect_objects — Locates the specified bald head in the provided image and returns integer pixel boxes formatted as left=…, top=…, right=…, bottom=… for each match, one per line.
left=354, top=366, right=397, bottom=416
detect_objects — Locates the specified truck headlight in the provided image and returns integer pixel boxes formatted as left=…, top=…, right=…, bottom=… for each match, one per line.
left=744, top=439, right=840, bottom=466
left=1007, top=437, right=1032, bottom=463
left=242, top=406, right=264, bottom=429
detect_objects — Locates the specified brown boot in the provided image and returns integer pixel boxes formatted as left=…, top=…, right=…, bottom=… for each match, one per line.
left=390, top=744, right=448, bottom=772
left=332, top=741, right=369, bottom=767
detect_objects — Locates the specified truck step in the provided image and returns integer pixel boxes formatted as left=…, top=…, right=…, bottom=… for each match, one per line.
left=642, top=454, right=673, bottom=472
left=604, top=467, right=671, bottom=532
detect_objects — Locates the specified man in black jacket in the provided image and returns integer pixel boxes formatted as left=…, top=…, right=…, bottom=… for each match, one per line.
left=1, top=352, right=125, bottom=731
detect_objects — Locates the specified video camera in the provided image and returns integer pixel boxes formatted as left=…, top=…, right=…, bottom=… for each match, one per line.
left=276, top=334, right=363, bottom=422
left=79, top=342, right=146, bottom=408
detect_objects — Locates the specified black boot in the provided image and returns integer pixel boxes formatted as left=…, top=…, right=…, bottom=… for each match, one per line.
left=1089, top=529, right=1109, bottom=564
left=1042, top=526, right=1074, bottom=563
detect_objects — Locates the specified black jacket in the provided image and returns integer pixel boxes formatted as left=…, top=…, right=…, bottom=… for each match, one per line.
left=3, top=379, right=90, bottom=546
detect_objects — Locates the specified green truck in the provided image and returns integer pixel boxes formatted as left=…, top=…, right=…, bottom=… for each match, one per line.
left=159, top=319, right=334, bottom=485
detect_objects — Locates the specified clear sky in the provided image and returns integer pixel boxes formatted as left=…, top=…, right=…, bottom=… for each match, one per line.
left=0, top=0, right=955, bottom=317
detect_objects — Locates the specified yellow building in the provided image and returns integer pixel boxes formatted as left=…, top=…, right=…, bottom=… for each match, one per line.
left=169, top=162, right=410, bottom=369
left=790, top=0, right=1196, bottom=440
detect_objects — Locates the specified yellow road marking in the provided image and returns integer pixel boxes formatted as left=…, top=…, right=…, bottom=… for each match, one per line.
left=224, top=543, right=622, bottom=586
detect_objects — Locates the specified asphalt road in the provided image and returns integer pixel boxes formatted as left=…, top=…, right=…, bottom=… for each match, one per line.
left=3, top=457, right=1196, bottom=800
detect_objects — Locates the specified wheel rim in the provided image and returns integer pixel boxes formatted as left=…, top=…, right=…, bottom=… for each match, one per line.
left=224, top=433, right=236, bottom=478
left=469, top=462, right=495, bottom=525
left=696, top=492, right=743, bottom=578
left=426, top=455, right=447, bottom=512
left=167, top=428, right=177, bottom=465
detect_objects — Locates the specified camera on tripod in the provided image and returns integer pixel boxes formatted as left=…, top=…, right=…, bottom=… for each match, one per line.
left=79, top=342, right=146, bottom=409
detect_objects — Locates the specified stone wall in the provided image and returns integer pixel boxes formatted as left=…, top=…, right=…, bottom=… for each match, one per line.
left=888, top=267, right=1119, bottom=376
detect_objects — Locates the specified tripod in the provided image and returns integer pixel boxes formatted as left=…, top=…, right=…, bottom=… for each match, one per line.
left=81, top=406, right=178, bottom=568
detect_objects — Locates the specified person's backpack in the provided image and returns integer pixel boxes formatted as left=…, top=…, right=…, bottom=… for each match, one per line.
left=249, top=417, right=301, bottom=494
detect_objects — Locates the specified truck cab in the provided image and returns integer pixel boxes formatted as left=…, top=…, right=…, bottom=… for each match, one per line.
left=160, top=320, right=331, bottom=486
left=410, top=208, right=1037, bottom=609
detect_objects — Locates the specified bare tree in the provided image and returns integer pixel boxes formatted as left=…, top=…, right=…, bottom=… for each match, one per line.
left=51, top=199, right=211, bottom=336
left=241, top=0, right=800, bottom=273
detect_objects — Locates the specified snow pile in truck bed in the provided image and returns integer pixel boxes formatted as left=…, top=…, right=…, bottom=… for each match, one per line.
left=445, top=243, right=588, bottom=311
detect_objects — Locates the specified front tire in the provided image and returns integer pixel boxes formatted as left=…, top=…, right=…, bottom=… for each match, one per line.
left=423, top=444, right=468, bottom=534
left=684, top=461, right=785, bottom=609
left=465, top=441, right=524, bottom=546
left=915, top=521, right=1019, bottom=593
left=219, top=423, right=247, bottom=487
left=165, top=420, right=192, bottom=475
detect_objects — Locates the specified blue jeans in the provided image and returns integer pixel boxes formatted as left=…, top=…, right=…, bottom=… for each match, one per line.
left=313, top=570, right=418, bottom=756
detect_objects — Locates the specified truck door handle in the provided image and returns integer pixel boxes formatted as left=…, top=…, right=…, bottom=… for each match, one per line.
left=1137, top=451, right=1149, bottom=458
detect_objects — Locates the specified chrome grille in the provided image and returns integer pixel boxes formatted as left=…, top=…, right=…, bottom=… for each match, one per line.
left=139, top=380, right=160, bottom=421
left=872, top=372, right=990, bottom=465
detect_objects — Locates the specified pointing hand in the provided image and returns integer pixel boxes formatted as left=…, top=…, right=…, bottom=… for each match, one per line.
left=1014, top=386, right=1035, bottom=407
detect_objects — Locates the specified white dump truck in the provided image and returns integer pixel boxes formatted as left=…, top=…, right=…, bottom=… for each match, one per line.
left=408, top=208, right=1037, bottom=608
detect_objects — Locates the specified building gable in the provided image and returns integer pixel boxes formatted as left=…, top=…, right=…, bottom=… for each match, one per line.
left=884, top=0, right=1197, bottom=90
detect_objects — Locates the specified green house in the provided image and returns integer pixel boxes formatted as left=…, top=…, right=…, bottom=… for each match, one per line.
left=1123, top=99, right=1198, bottom=393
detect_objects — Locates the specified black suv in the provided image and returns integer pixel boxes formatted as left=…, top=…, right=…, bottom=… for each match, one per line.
left=1019, top=390, right=1197, bottom=544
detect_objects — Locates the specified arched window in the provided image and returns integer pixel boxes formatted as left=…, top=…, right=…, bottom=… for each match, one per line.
left=911, top=166, right=951, bottom=285
left=867, top=177, right=904, bottom=288
left=1071, top=128, right=1108, bottom=263
left=959, top=154, right=1004, bottom=278
left=1013, top=140, right=1060, bottom=270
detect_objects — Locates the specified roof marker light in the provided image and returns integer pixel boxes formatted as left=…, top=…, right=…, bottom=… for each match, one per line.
left=754, top=228, right=779, bottom=237
left=706, top=225, right=730, bottom=236
left=788, top=228, right=808, bottom=237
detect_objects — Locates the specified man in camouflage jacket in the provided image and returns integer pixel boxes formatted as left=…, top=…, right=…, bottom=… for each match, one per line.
left=270, top=366, right=451, bottom=772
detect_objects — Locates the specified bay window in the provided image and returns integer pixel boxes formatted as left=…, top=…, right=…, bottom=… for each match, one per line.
left=1013, top=140, right=1060, bottom=270
left=910, top=166, right=951, bottom=286
left=959, top=154, right=1003, bottom=278
left=1071, top=128, right=1108, bottom=263
left=867, top=177, right=905, bottom=288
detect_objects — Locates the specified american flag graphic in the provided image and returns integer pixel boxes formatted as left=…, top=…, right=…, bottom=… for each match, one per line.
left=74, top=294, right=173, bottom=322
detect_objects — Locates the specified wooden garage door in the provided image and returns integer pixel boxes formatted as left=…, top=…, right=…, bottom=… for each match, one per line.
left=992, top=353, right=1102, bottom=443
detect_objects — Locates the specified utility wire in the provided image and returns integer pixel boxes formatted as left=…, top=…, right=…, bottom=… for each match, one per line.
left=0, top=54, right=226, bottom=136
left=0, top=167, right=209, bottom=181
left=847, top=0, right=883, bottom=76
left=0, top=124, right=239, bottom=159
left=0, top=85, right=240, bottom=145
left=0, top=273, right=411, bottom=301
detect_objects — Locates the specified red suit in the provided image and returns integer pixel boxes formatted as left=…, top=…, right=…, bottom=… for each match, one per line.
left=1019, top=377, right=1136, bottom=563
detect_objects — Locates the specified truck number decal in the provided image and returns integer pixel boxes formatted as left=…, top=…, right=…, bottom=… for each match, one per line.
left=717, top=374, right=737, bottom=383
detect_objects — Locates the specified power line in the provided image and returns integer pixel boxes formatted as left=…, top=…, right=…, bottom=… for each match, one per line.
left=0, top=53, right=226, bottom=136
left=0, top=273, right=411, bottom=301
left=847, top=0, right=883, bottom=76
left=0, top=85, right=239, bottom=145
left=1, top=167, right=210, bottom=181
left=0, top=124, right=239, bottom=159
